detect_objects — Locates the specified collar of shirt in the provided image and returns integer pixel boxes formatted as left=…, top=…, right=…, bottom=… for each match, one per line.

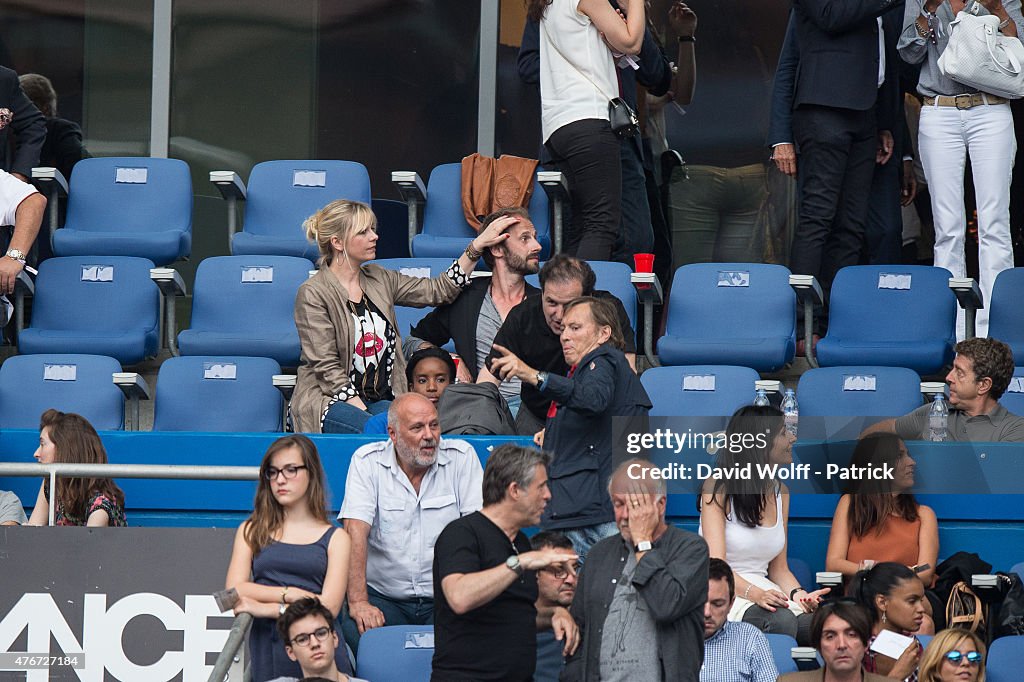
left=952, top=402, right=1009, bottom=423
left=381, top=438, right=451, bottom=494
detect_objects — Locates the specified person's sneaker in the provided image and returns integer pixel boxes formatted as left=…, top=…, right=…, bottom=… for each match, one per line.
left=796, top=333, right=821, bottom=357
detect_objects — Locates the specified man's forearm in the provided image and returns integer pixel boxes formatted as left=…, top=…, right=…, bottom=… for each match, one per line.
left=10, top=193, right=44, bottom=253
left=443, top=564, right=518, bottom=615
left=345, top=523, right=372, bottom=603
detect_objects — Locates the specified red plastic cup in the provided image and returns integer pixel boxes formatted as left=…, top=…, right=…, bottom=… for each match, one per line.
left=633, top=253, right=655, bottom=273
left=450, top=353, right=461, bottom=382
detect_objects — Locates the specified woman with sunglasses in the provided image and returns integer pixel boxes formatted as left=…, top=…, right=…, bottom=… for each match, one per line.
left=699, top=405, right=829, bottom=645
left=225, top=435, right=352, bottom=682
left=853, top=562, right=928, bottom=681
left=826, top=433, right=939, bottom=632
left=918, top=629, right=986, bottom=682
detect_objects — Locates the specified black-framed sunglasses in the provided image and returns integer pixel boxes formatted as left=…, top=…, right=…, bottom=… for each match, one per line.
left=944, top=651, right=982, bottom=666
left=543, top=563, right=580, bottom=580
left=290, top=625, right=332, bottom=647
left=265, top=464, right=308, bottom=480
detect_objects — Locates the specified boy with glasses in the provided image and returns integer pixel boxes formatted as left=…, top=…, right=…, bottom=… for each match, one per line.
left=272, top=597, right=368, bottom=682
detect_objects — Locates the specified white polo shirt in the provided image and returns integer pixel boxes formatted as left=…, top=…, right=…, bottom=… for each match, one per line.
left=339, top=437, right=483, bottom=600
left=0, top=169, right=38, bottom=227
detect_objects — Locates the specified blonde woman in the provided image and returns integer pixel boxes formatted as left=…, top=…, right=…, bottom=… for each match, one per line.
left=290, top=199, right=510, bottom=433
left=225, top=435, right=350, bottom=682
left=918, top=628, right=986, bottom=682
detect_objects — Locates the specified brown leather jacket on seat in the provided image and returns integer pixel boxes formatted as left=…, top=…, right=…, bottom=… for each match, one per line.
left=461, top=153, right=539, bottom=231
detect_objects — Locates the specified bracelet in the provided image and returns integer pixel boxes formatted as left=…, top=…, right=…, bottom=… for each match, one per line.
left=464, top=242, right=483, bottom=260
left=743, top=584, right=753, bottom=600
left=281, top=586, right=289, bottom=604
left=790, top=587, right=805, bottom=600
left=999, top=18, right=1011, bottom=29
left=677, top=35, right=696, bottom=43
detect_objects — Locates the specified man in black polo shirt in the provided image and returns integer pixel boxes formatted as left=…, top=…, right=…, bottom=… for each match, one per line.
left=478, top=254, right=636, bottom=435
left=432, top=444, right=578, bottom=681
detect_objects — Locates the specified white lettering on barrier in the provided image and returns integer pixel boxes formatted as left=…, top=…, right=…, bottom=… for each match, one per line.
left=0, top=593, right=227, bottom=681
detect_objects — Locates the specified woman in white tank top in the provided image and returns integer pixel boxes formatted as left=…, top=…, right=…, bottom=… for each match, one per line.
left=699, top=405, right=830, bottom=645
left=526, top=0, right=647, bottom=260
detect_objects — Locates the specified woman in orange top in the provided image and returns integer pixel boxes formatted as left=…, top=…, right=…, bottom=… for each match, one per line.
left=826, top=433, right=938, bottom=633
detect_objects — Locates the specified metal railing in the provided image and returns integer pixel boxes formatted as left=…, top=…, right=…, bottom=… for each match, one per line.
left=0, top=461, right=261, bottom=681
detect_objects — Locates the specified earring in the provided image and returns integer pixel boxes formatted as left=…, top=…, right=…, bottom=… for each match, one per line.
left=881, top=611, right=887, bottom=624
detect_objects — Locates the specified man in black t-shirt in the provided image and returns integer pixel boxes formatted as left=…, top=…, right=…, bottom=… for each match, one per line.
left=478, top=254, right=636, bottom=435
left=431, top=444, right=578, bottom=681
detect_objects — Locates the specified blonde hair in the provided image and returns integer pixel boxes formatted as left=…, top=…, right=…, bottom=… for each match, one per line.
left=918, top=629, right=987, bottom=682
left=303, top=199, right=377, bottom=268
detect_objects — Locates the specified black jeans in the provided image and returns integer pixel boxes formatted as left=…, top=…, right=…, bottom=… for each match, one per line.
left=791, top=104, right=877, bottom=330
left=545, top=118, right=622, bottom=260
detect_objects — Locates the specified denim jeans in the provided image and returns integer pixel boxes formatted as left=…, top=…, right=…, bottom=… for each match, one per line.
left=322, top=398, right=391, bottom=434
left=561, top=521, right=619, bottom=564
left=341, top=585, right=434, bottom=654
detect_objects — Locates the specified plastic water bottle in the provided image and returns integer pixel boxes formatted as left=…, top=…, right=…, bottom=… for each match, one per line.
left=754, top=388, right=770, bottom=406
left=928, top=394, right=949, bottom=442
left=781, top=388, right=799, bottom=438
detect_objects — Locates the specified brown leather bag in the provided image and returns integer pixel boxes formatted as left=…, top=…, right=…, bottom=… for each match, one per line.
left=460, top=153, right=539, bottom=231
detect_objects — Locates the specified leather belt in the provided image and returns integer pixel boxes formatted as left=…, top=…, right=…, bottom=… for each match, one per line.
left=923, top=93, right=1009, bottom=109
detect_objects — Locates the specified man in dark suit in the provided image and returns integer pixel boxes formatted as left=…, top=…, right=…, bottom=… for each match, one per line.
left=768, top=0, right=904, bottom=337
left=0, top=66, right=45, bottom=181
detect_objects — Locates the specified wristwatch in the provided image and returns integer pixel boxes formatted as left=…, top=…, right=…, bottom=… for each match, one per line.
left=635, top=540, right=653, bottom=553
left=5, top=248, right=25, bottom=262
left=506, top=554, right=523, bottom=576
left=535, top=371, right=548, bottom=387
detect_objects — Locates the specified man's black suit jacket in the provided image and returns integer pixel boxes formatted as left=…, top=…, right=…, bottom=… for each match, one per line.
left=0, top=66, right=45, bottom=177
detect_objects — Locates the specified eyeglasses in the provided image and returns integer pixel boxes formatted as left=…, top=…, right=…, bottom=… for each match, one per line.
left=290, top=625, right=332, bottom=647
left=944, top=651, right=982, bottom=666
left=543, top=563, right=579, bottom=580
left=264, top=464, right=307, bottom=480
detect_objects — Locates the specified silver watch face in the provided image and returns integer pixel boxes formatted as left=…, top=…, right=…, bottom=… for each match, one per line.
left=6, top=248, right=24, bottom=260
left=506, top=555, right=521, bottom=571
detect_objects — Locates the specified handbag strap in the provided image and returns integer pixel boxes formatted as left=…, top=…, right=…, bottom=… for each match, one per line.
left=983, top=20, right=1024, bottom=76
left=539, top=15, right=617, bottom=102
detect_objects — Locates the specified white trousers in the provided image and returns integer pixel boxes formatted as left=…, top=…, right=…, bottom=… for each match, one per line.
left=917, top=100, right=1016, bottom=339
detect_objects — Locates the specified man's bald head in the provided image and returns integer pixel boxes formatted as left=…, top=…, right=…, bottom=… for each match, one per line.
left=388, top=393, right=441, bottom=470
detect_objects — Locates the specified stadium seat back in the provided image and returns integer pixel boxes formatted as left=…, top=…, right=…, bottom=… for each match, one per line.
left=1001, top=368, right=1024, bottom=416
left=641, top=365, right=759, bottom=419
left=988, top=268, right=1024, bottom=362
left=153, top=356, right=283, bottom=432
left=356, top=625, right=434, bottom=682
left=56, top=157, right=192, bottom=265
left=987, top=634, right=1024, bottom=682
left=766, top=634, right=799, bottom=675
left=0, top=354, right=124, bottom=430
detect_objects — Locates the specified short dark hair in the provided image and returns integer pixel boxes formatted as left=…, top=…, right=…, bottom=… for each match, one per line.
left=405, top=346, right=456, bottom=386
left=708, top=558, right=735, bottom=600
left=277, top=597, right=334, bottom=644
left=810, top=600, right=873, bottom=650
left=481, top=206, right=532, bottom=268
left=18, top=73, right=57, bottom=117
left=538, top=254, right=596, bottom=296
left=955, top=337, right=1015, bottom=399
left=481, top=444, right=550, bottom=506
left=531, top=530, right=573, bottom=552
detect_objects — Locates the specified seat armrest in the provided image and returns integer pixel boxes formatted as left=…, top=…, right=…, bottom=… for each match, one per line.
left=538, top=171, right=570, bottom=255
left=273, top=374, right=297, bottom=402
left=921, top=381, right=946, bottom=399
left=31, top=166, right=69, bottom=196
left=949, top=277, right=983, bottom=339
left=150, top=268, right=186, bottom=355
left=209, top=171, right=247, bottom=201
left=391, top=171, right=426, bottom=204
left=631, top=273, right=663, bottom=368
left=113, top=372, right=152, bottom=431
left=150, top=268, right=187, bottom=297
left=789, top=274, right=823, bottom=368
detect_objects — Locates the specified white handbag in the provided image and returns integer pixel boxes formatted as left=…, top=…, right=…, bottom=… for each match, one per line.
left=938, top=12, right=1024, bottom=99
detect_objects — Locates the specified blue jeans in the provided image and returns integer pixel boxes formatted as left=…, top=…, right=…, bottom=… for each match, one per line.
left=322, top=398, right=391, bottom=434
left=341, top=585, right=434, bottom=654
left=561, top=521, right=618, bottom=564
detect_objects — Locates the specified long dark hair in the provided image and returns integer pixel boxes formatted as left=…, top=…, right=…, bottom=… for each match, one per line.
left=40, top=409, right=124, bottom=520
left=846, top=433, right=919, bottom=538
left=526, top=0, right=552, bottom=22
left=244, top=435, right=330, bottom=554
left=702, top=405, right=784, bottom=528
left=851, top=561, right=918, bottom=623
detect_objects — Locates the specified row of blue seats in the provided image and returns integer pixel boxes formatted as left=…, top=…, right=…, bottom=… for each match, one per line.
left=31, top=157, right=558, bottom=265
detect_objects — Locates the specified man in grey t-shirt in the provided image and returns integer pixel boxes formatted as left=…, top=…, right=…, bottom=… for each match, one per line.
left=0, top=490, right=27, bottom=525
left=864, top=337, right=1024, bottom=442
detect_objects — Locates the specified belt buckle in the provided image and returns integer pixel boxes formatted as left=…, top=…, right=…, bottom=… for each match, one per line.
left=954, top=94, right=974, bottom=109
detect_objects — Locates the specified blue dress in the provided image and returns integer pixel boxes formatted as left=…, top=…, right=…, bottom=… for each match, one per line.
left=249, top=526, right=353, bottom=682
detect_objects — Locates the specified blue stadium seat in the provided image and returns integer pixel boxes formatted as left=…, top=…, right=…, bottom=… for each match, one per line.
left=816, top=266, right=956, bottom=374
left=177, top=256, right=310, bottom=366
left=789, top=557, right=814, bottom=593
left=19, top=256, right=160, bottom=364
left=153, top=356, right=284, bottom=432
left=1010, top=561, right=1024, bottom=579
left=999, top=368, right=1024, bottom=417
left=371, top=257, right=462, bottom=338
left=640, top=365, right=759, bottom=418
left=797, top=366, right=923, bottom=440
left=987, top=634, right=1024, bottom=682
left=52, top=157, right=192, bottom=266
left=231, top=160, right=371, bottom=261
left=410, top=163, right=551, bottom=260
left=657, top=263, right=796, bottom=371
left=766, top=634, right=799, bottom=675
left=988, top=268, right=1024, bottom=362
left=0, top=354, right=124, bottom=430
left=356, top=625, right=433, bottom=682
